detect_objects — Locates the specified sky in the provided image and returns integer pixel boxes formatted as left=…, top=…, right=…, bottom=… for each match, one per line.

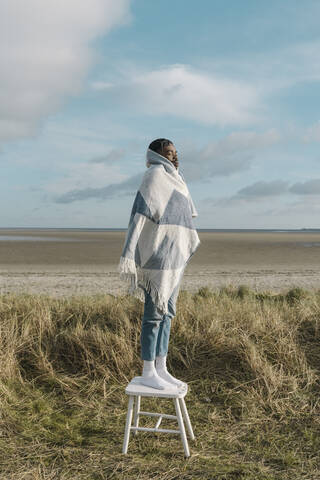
left=1, top=0, right=320, bottom=229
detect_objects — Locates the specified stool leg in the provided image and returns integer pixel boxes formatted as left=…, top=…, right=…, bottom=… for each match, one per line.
left=173, top=397, right=190, bottom=457
left=133, top=395, right=141, bottom=436
left=122, top=395, right=134, bottom=454
left=179, top=397, right=195, bottom=440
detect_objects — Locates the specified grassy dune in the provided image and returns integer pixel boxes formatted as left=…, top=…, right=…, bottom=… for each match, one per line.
left=0, top=286, right=319, bottom=479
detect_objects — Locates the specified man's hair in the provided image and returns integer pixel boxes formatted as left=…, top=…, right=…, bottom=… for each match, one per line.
left=148, top=138, right=173, bottom=154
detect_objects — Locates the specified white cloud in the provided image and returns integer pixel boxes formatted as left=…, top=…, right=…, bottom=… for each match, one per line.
left=48, top=127, right=283, bottom=205
left=206, top=39, right=320, bottom=95
left=0, top=0, right=131, bottom=142
left=42, top=160, right=128, bottom=197
left=179, top=128, right=281, bottom=181
left=90, top=38, right=320, bottom=131
left=47, top=128, right=282, bottom=204
left=91, top=63, right=262, bottom=127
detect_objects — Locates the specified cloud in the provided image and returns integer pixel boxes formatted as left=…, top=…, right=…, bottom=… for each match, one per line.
left=90, top=37, right=320, bottom=130
left=207, top=39, right=320, bottom=95
left=41, top=156, right=129, bottom=198
left=91, top=64, right=262, bottom=127
left=237, top=180, right=289, bottom=198
left=203, top=176, right=320, bottom=209
left=205, top=179, right=289, bottom=208
left=54, top=172, right=142, bottom=204
left=0, top=0, right=131, bottom=143
left=89, top=148, right=126, bottom=164
left=289, top=179, right=320, bottom=195
left=51, top=129, right=282, bottom=203
left=179, top=128, right=281, bottom=181
left=265, top=196, right=320, bottom=220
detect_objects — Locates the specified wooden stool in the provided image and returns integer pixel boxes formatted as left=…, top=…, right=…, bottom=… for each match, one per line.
left=122, top=376, right=194, bottom=457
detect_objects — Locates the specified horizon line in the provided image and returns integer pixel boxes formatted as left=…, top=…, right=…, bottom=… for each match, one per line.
left=1, top=227, right=320, bottom=231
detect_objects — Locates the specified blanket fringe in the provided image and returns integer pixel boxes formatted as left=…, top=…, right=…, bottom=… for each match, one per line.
left=137, top=271, right=169, bottom=315
left=118, top=256, right=169, bottom=314
left=118, top=256, right=137, bottom=290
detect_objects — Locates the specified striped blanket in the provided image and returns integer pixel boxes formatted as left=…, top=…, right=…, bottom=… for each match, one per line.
left=118, top=148, right=200, bottom=314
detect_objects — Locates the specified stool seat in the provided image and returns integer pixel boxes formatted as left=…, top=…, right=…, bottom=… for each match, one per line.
left=125, top=376, right=188, bottom=398
left=122, top=376, right=194, bottom=457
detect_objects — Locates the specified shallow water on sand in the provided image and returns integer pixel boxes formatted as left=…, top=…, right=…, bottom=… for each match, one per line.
left=0, top=235, right=83, bottom=242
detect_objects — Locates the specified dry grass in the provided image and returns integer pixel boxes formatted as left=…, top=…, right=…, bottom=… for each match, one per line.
left=0, top=286, right=320, bottom=479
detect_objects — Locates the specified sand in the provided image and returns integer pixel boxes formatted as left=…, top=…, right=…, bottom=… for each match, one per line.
left=0, top=229, right=320, bottom=296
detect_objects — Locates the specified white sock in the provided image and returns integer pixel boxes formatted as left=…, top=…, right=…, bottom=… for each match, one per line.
left=155, top=354, right=186, bottom=388
left=140, top=359, right=175, bottom=390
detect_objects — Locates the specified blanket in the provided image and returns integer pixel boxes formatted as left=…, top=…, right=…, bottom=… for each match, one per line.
left=118, top=148, right=200, bottom=314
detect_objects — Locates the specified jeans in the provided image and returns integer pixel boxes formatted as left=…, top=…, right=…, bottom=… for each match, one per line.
left=140, top=282, right=181, bottom=361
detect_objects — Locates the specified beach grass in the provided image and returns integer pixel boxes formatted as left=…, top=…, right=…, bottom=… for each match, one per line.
left=0, top=286, right=319, bottom=479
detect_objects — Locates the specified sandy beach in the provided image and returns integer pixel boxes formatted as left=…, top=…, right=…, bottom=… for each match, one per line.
left=1, top=229, right=320, bottom=296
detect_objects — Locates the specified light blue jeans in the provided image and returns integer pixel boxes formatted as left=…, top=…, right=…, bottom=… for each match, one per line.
left=140, top=283, right=181, bottom=361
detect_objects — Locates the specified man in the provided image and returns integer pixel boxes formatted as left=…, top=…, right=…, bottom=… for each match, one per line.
left=119, top=138, right=200, bottom=389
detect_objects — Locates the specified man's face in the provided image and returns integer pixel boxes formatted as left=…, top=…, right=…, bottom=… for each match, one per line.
left=161, top=143, right=179, bottom=169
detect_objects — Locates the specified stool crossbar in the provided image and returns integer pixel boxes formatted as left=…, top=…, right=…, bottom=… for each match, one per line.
left=122, top=376, right=194, bottom=457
